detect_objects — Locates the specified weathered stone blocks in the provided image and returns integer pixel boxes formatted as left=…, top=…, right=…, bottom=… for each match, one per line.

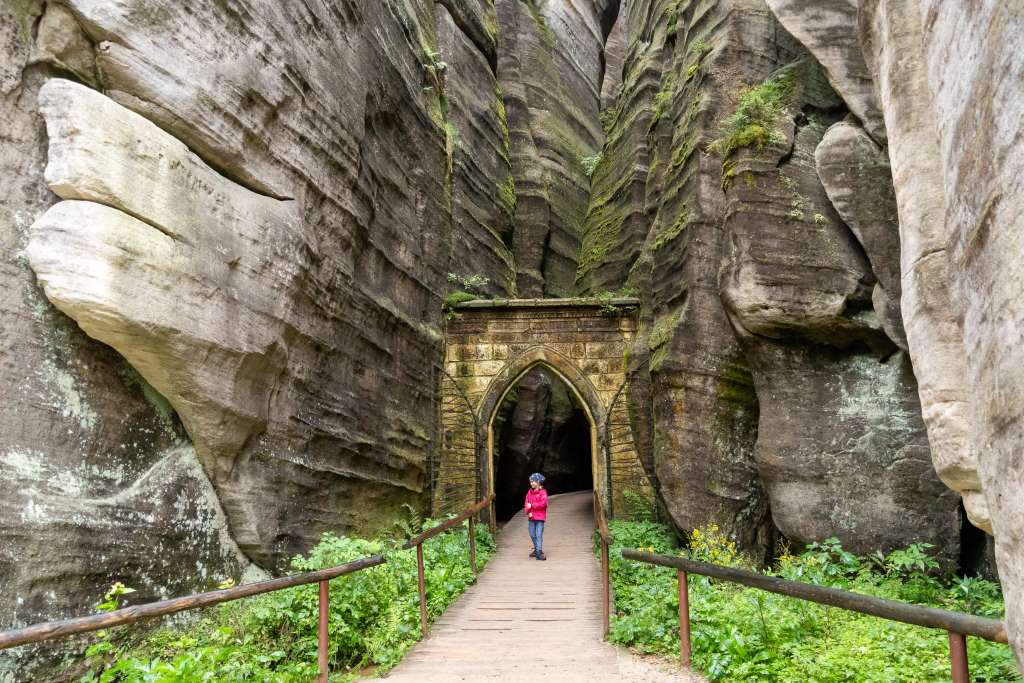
left=437, top=301, right=651, bottom=516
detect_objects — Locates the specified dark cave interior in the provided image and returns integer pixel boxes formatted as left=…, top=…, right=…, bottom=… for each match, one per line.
left=492, top=366, right=593, bottom=521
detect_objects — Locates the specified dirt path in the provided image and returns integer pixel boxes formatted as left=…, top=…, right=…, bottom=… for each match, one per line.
left=370, top=490, right=706, bottom=682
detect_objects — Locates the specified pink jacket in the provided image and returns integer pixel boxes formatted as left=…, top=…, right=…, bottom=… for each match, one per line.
left=525, top=488, right=548, bottom=521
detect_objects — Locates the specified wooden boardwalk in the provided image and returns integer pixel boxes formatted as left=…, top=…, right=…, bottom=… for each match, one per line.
left=372, top=490, right=704, bottom=682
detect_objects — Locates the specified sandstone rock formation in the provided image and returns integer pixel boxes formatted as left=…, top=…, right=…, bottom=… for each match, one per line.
left=578, top=0, right=809, bottom=556
left=2, top=2, right=611, bottom=676
left=758, top=0, right=1024, bottom=663
left=496, top=0, right=610, bottom=296
left=2, top=4, right=250, bottom=677
left=718, top=62, right=958, bottom=558
left=3, top=0, right=1023, bottom=675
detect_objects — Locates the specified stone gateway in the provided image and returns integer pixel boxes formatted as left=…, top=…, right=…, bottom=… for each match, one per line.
left=436, top=298, right=653, bottom=519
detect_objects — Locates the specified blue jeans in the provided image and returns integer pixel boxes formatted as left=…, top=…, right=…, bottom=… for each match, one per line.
left=528, top=520, right=545, bottom=554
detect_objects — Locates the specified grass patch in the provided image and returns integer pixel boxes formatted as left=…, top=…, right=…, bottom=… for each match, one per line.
left=601, top=521, right=1020, bottom=682
left=79, top=520, right=495, bottom=682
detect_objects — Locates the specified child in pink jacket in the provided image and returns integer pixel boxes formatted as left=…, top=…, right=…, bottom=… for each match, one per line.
left=525, top=473, right=548, bottom=561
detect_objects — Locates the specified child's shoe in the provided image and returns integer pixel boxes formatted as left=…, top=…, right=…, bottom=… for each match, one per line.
left=529, top=550, right=537, bottom=558
left=537, top=552, right=546, bottom=561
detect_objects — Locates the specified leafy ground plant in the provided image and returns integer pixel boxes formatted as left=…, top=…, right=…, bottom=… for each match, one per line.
left=601, top=520, right=1021, bottom=682
left=77, top=519, right=494, bottom=682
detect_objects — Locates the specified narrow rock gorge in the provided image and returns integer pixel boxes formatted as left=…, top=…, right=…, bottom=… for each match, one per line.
left=1, top=0, right=1022, bottom=676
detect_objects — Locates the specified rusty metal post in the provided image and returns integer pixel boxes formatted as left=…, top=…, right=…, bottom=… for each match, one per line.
left=601, top=539, right=610, bottom=637
left=416, top=543, right=428, bottom=636
left=317, top=580, right=329, bottom=683
left=949, top=631, right=969, bottom=683
left=468, top=516, right=478, bottom=575
left=678, top=569, right=691, bottom=667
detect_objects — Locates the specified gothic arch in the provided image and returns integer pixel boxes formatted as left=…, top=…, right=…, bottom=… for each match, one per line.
left=476, top=345, right=608, bottom=511
left=435, top=298, right=650, bottom=520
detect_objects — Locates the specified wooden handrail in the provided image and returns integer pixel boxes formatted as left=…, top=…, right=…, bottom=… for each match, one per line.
left=402, top=493, right=495, bottom=549
left=0, top=554, right=387, bottom=651
left=0, top=495, right=494, bottom=683
left=402, top=493, right=494, bottom=636
left=622, top=548, right=1010, bottom=681
left=622, top=550, right=1008, bottom=642
left=593, top=491, right=612, bottom=637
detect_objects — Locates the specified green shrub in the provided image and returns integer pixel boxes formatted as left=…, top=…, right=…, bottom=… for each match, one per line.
left=581, top=152, right=602, bottom=178
left=79, top=521, right=495, bottom=682
left=603, top=521, right=1020, bottom=682
left=446, top=272, right=490, bottom=295
left=709, top=72, right=795, bottom=157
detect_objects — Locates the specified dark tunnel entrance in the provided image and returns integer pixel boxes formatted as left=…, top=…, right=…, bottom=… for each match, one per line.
left=491, top=366, right=593, bottom=521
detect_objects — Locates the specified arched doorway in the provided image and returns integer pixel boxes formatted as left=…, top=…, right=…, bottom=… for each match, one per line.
left=490, top=366, right=593, bottom=519
left=477, top=346, right=607, bottom=522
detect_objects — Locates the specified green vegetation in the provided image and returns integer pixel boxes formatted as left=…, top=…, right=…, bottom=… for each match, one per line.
left=666, top=2, right=681, bottom=37
left=647, top=310, right=681, bottom=351
left=581, top=152, right=603, bottom=178
left=444, top=273, right=491, bottom=320
left=651, top=72, right=676, bottom=128
left=444, top=291, right=478, bottom=309
left=653, top=205, right=689, bottom=251
left=494, top=87, right=509, bottom=141
left=498, top=174, right=517, bottom=218
left=594, top=286, right=639, bottom=314
left=620, top=488, right=658, bottom=522
left=526, top=1, right=556, bottom=47
left=79, top=520, right=495, bottom=682
left=421, top=47, right=449, bottom=128
left=709, top=71, right=796, bottom=158
left=443, top=121, right=459, bottom=171
left=446, top=273, right=490, bottom=294
left=600, top=520, right=1020, bottom=683
left=688, top=39, right=713, bottom=59
left=684, top=40, right=712, bottom=82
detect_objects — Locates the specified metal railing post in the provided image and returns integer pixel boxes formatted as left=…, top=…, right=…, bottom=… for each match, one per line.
left=601, top=539, right=610, bottom=636
left=469, top=516, right=478, bottom=575
left=416, top=543, right=428, bottom=637
left=317, top=580, right=329, bottom=683
left=949, top=631, right=969, bottom=683
left=678, top=569, right=691, bottom=667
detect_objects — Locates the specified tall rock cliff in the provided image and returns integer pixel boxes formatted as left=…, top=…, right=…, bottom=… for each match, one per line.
left=1, top=0, right=607, bottom=675
left=2, top=0, right=1022, bottom=675
left=763, top=0, right=1024, bottom=665
left=576, top=0, right=958, bottom=561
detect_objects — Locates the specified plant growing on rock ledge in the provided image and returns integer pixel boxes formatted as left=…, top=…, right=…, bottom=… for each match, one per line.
left=708, top=71, right=795, bottom=158
left=446, top=273, right=489, bottom=294
left=444, top=273, right=490, bottom=320
left=580, top=152, right=602, bottom=178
